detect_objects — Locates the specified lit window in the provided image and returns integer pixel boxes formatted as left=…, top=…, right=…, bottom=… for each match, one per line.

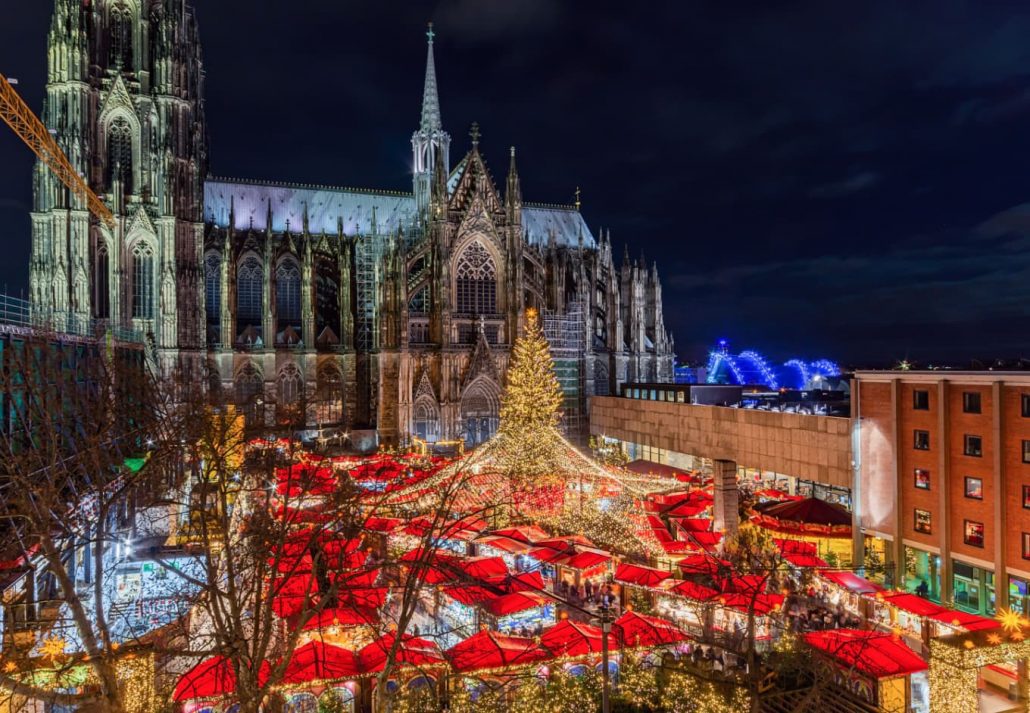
left=913, top=390, right=929, bottom=410
left=205, top=253, right=221, bottom=323
left=108, top=117, right=133, bottom=192
left=1023, top=533, right=1030, bottom=560
left=963, top=392, right=982, bottom=414
left=914, top=430, right=930, bottom=451
left=914, top=469, right=930, bottom=490
left=914, top=509, right=932, bottom=535
left=963, top=520, right=985, bottom=548
left=1023, top=440, right=1030, bottom=465
left=964, top=434, right=982, bottom=458
left=964, top=477, right=983, bottom=500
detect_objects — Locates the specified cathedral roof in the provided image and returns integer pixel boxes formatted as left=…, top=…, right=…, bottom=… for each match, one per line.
left=522, top=204, right=596, bottom=249
left=204, top=178, right=417, bottom=235
left=203, top=177, right=595, bottom=248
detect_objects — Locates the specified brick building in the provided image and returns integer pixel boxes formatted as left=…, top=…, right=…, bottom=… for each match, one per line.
left=855, top=371, right=1030, bottom=616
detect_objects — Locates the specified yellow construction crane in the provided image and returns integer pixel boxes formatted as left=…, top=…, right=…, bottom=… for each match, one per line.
left=0, top=71, right=115, bottom=229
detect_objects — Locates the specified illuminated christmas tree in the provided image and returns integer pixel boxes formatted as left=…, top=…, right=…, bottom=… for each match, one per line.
left=496, top=308, right=565, bottom=481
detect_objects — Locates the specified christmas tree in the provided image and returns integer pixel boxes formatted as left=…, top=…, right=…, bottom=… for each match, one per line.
left=496, top=308, right=565, bottom=480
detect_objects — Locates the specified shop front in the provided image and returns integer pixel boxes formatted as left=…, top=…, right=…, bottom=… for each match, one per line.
left=904, top=545, right=941, bottom=603
left=951, top=559, right=995, bottom=617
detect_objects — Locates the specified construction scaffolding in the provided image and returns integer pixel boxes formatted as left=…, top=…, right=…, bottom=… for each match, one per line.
left=543, top=301, right=587, bottom=438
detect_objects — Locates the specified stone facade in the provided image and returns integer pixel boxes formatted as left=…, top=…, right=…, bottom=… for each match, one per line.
left=30, top=8, right=674, bottom=443
left=589, top=395, right=853, bottom=487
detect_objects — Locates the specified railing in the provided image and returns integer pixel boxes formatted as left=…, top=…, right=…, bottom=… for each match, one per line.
left=0, top=293, right=144, bottom=344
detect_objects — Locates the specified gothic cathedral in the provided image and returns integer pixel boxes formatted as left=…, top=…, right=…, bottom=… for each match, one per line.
left=30, top=2, right=673, bottom=445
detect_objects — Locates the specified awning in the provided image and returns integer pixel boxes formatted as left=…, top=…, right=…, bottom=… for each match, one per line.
left=446, top=631, right=550, bottom=673
left=541, top=620, right=615, bottom=657
left=804, top=629, right=927, bottom=679
left=564, top=551, right=612, bottom=571
left=173, top=656, right=270, bottom=702
left=358, top=633, right=445, bottom=673
left=482, top=592, right=548, bottom=617
left=301, top=605, right=379, bottom=631
left=671, top=580, right=720, bottom=601
left=784, top=553, right=828, bottom=568
left=880, top=592, right=947, bottom=618
left=818, top=570, right=884, bottom=595
left=678, top=554, right=730, bottom=577
left=614, top=562, right=673, bottom=589
left=926, top=609, right=998, bottom=632
left=614, top=611, right=690, bottom=647
left=282, top=641, right=360, bottom=684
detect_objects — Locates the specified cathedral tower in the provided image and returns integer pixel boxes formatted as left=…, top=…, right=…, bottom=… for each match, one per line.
left=30, top=0, right=208, bottom=357
left=411, top=23, right=451, bottom=221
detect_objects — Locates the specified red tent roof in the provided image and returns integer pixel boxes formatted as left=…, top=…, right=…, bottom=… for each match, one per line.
left=674, top=518, right=712, bottom=533
left=459, top=556, right=509, bottom=580
left=358, top=633, right=445, bottom=673
left=761, top=497, right=851, bottom=527
left=881, top=592, right=947, bottom=618
left=446, top=631, right=550, bottom=672
left=536, top=535, right=596, bottom=550
left=482, top=525, right=550, bottom=544
left=565, top=551, right=612, bottom=570
left=301, top=605, right=379, bottom=631
left=363, top=516, right=403, bottom=533
left=666, top=502, right=708, bottom=518
left=927, top=609, right=998, bottom=632
left=804, top=629, right=927, bottom=679
left=818, top=570, right=884, bottom=595
left=478, top=535, right=534, bottom=554
left=783, top=553, right=828, bottom=568
left=774, top=539, right=818, bottom=556
left=482, top=592, right=548, bottom=617
left=671, top=580, right=720, bottom=601
left=541, top=620, right=616, bottom=657
left=615, top=562, right=673, bottom=589
left=614, top=611, right=690, bottom=648
left=282, top=641, right=361, bottom=684
left=173, top=656, right=270, bottom=702
left=678, top=554, right=730, bottom=577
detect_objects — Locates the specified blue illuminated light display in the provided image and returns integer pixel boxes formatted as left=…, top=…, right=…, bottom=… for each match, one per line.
left=706, top=343, right=840, bottom=390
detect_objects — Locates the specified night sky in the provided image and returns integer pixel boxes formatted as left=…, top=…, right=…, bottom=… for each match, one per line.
left=2, top=1, right=1030, bottom=366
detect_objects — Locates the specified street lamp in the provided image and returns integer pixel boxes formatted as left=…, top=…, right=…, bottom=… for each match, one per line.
left=597, top=603, right=615, bottom=713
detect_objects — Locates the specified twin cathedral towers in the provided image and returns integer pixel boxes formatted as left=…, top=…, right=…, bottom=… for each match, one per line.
left=29, top=1, right=673, bottom=443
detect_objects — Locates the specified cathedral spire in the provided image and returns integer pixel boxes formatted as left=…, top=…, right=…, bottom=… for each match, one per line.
left=420, top=23, right=442, bottom=133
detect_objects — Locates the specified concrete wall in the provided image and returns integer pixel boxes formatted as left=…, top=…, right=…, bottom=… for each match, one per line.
left=589, top=396, right=853, bottom=487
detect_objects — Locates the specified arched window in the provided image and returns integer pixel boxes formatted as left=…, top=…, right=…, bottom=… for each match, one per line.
left=131, top=242, right=153, bottom=319
left=278, top=363, right=303, bottom=406
left=235, top=364, right=262, bottom=404
left=237, top=256, right=263, bottom=326
left=409, top=285, right=429, bottom=314
left=594, top=361, right=610, bottom=397
left=204, top=253, right=221, bottom=324
left=284, top=692, right=317, bottom=713
left=108, top=117, right=133, bottom=193
left=276, top=259, right=301, bottom=324
left=454, top=241, right=497, bottom=315
left=109, top=4, right=133, bottom=70
left=315, top=366, right=344, bottom=425
left=413, top=399, right=439, bottom=442
left=94, top=244, right=110, bottom=319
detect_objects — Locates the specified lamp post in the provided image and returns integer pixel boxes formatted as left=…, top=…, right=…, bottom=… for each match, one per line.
left=598, top=604, right=615, bottom=713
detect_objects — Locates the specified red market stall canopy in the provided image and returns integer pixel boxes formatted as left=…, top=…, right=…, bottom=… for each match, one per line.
left=678, top=555, right=731, bottom=577
left=282, top=641, right=361, bottom=684
left=673, top=518, right=712, bottom=533
left=614, top=611, right=690, bottom=647
left=482, top=592, right=549, bottom=617
left=927, top=609, right=998, bottom=632
left=671, top=580, right=720, bottom=601
left=446, top=630, right=550, bottom=673
left=666, top=502, right=709, bottom=518
left=358, top=633, right=446, bottom=673
left=753, top=498, right=852, bottom=538
left=804, top=629, right=927, bottom=679
left=879, top=592, right=947, bottom=618
left=541, top=620, right=616, bottom=657
left=363, top=516, right=403, bottom=533
left=173, top=656, right=270, bottom=702
left=482, top=525, right=550, bottom=544
left=615, top=562, right=673, bottom=589
left=301, top=604, right=379, bottom=631
left=276, top=464, right=337, bottom=497
left=459, top=556, right=509, bottom=580
left=783, top=553, right=828, bottom=568
left=818, top=570, right=884, bottom=595
left=565, top=550, right=612, bottom=571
